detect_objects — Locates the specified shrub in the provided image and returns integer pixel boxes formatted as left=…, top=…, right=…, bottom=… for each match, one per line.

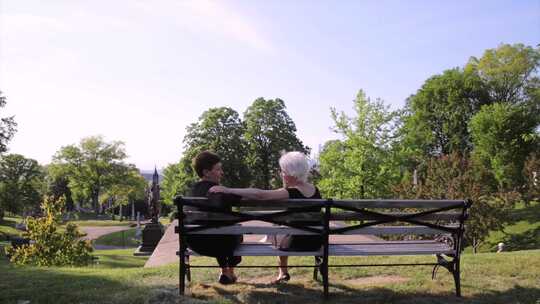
left=5, top=196, right=93, bottom=266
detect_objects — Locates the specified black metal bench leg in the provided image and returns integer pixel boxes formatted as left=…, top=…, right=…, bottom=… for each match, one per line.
left=322, top=256, right=329, bottom=299
left=453, top=259, right=461, bottom=297
left=313, top=256, right=322, bottom=281
left=186, top=256, right=191, bottom=282
left=179, top=249, right=186, bottom=295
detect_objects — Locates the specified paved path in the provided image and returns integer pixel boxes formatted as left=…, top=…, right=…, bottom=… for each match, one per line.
left=144, top=220, right=381, bottom=268
left=80, top=226, right=132, bottom=241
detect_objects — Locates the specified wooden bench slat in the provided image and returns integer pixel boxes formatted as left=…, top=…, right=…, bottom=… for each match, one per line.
left=333, top=199, right=466, bottom=209
left=184, top=225, right=457, bottom=235
left=186, top=242, right=454, bottom=257
left=330, top=212, right=462, bottom=221
left=184, top=211, right=323, bottom=224
left=338, top=226, right=458, bottom=235
left=185, top=225, right=322, bottom=235
left=183, top=211, right=461, bottom=223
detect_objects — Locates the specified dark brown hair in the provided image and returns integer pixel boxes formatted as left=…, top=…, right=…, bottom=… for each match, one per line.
left=192, top=151, right=221, bottom=178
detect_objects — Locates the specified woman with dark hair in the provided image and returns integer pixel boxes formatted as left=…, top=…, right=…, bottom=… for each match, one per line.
left=185, top=151, right=242, bottom=284
left=210, top=151, right=322, bottom=284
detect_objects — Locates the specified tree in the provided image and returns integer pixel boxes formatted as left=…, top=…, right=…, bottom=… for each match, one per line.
left=100, top=165, right=146, bottom=220
left=183, top=107, right=251, bottom=188
left=469, top=102, right=540, bottom=190
left=401, top=68, right=489, bottom=158
left=0, top=90, right=17, bottom=154
left=523, top=153, right=540, bottom=203
left=52, top=136, right=129, bottom=213
left=392, top=153, right=513, bottom=253
left=0, top=154, right=44, bottom=216
left=45, top=164, right=74, bottom=211
left=161, top=160, right=196, bottom=205
left=465, top=43, right=540, bottom=105
left=244, top=98, right=308, bottom=189
left=318, top=90, right=401, bottom=199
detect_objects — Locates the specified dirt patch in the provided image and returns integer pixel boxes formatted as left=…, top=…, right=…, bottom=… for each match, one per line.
left=347, top=275, right=409, bottom=286
left=242, top=274, right=277, bottom=285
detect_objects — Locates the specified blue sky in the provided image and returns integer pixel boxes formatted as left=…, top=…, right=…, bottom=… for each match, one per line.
left=1, top=0, right=539, bottom=169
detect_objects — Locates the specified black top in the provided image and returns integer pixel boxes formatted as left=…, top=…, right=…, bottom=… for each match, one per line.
left=286, top=187, right=321, bottom=199
left=272, top=186, right=324, bottom=251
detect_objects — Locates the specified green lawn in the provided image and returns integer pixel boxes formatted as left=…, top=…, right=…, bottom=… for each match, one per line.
left=0, top=216, right=23, bottom=241
left=0, top=246, right=538, bottom=304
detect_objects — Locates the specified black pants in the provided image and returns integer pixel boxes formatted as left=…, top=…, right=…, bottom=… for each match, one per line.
left=186, top=235, right=243, bottom=267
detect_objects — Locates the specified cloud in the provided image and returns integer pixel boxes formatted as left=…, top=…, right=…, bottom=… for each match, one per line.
left=136, top=0, right=275, bottom=54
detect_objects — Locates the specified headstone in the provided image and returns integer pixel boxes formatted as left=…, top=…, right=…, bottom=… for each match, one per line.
left=497, top=242, right=505, bottom=253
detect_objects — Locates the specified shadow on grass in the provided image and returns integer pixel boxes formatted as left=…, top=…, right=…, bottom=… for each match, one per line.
left=508, top=201, right=540, bottom=224
left=0, top=261, right=148, bottom=304
left=499, top=226, right=540, bottom=251
left=192, top=282, right=540, bottom=304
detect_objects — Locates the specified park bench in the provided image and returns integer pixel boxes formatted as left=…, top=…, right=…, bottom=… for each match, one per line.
left=175, top=196, right=471, bottom=298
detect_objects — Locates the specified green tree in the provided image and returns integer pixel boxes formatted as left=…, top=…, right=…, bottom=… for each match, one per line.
left=401, top=68, right=489, bottom=158
left=0, top=154, right=44, bottom=216
left=469, top=102, right=540, bottom=190
left=318, top=90, right=401, bottom=198
left=52, top=136, right=129, bottom=213
left=465, top=43, right=540, bottom=105
left=45, top=164, right=74, bottom=211
left=161, top=160, right=196, bottom=204
left=523, top=152, right=540, bottom=203
left=100, top=165, right=147, bottom=220
left=183, top=107, right=250, bottom=187
left=0, top=90, right=17, bottom=154
left=161, top=107, right=251, bottom=201
left=392, top=153, right=513, bottom=253
left=244, top=98, right=308, bottom=189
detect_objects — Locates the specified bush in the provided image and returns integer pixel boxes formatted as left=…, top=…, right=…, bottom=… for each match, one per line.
left=5, top=196, right=93, bottom=266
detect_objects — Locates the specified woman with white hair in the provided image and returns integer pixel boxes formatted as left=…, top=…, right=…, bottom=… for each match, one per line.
left=209, top=151, right=323, bottom=284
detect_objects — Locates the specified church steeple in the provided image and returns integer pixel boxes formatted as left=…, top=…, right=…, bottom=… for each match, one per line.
left=152, top=166, right=159, bottom=185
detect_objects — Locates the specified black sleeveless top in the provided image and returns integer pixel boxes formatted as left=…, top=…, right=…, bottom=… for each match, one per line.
left=271, top=187, right=324, bottom=251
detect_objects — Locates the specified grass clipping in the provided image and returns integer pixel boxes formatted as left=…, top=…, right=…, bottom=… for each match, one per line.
left=5, top=196, right=93, bottom=266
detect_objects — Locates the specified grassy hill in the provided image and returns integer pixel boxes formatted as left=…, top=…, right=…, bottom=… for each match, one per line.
left=479, top=201, right=540, bottom=252
left=0, top=247, right=538, bottom=304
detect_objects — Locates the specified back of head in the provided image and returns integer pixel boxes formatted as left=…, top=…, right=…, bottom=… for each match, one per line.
left=279, top=151, right=310, bottom=182
left=192, top=151, right=220, bottom=178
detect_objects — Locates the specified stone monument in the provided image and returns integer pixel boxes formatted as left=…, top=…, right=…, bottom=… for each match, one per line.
left=135, top=167, right=164, bottom=256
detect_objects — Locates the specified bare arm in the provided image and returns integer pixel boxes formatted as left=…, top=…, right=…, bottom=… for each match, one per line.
left=209, top=186, right=289, bottom=200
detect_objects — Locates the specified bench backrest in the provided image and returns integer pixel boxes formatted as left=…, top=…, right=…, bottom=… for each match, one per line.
left=175, top=197, right=471, bottom=247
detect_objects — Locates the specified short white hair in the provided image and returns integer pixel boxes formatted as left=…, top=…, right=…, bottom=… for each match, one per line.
left=279, top=151, right=310, bottom=182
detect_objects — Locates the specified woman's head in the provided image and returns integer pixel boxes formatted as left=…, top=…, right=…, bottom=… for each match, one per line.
left=279, top=151, right=310, bottom=184
left=193, top=151, right=223, bottom=183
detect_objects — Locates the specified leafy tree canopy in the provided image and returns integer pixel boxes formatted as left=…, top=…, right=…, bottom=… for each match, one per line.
left=318, top=90, right=401, bottom=198
left=244, top=98, right=308, bottom=189
left=0, top=90, right=17, bottom=154
left=0, top=154, right=44, bottom=215
left=52, top=136, right=131, bottom=213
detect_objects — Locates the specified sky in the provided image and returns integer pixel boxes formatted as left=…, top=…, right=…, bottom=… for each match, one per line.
left=1, top=0, right=539, bottom=170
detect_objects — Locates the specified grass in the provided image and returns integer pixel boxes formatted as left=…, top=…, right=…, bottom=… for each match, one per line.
left=0, top=216, right=23, bottom=241
left=0, top=245, right=538, bottom=304
left=479, top=201, right=540, bottom=252
left=94, top=228, right=140, bottom=247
